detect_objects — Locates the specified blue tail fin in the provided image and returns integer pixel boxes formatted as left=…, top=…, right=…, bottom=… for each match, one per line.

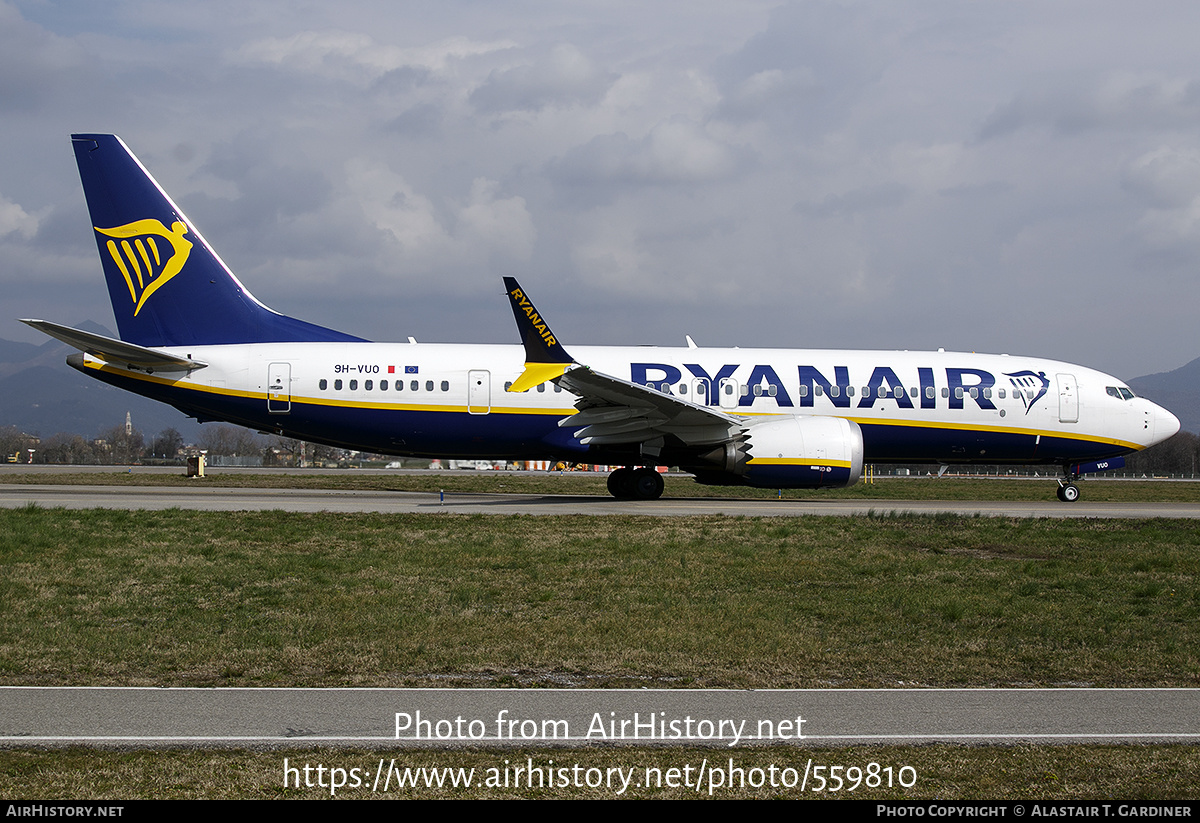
left=72, top=134, right=364, bottom=347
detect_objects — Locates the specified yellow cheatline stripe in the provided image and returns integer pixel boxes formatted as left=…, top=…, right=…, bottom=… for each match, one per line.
left=84, top=359, right=574, bottom=416
left=83, top=359, right=1145, bottom=451
left=729, top=409, right=1141, bottom=451
left=845, top=414, right=1141, bottom=451
left=747, top=457, right=853, bottom=468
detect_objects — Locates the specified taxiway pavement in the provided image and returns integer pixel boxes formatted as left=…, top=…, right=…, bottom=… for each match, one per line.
left=3, top=687, right=1197, bottom=747
left=3, top=484, right=1200, bottom=517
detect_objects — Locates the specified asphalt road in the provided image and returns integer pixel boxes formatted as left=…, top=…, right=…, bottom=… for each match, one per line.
left=3, top=687, right=1196, bottom=748
left=2, top=483, right=1200, bottom=517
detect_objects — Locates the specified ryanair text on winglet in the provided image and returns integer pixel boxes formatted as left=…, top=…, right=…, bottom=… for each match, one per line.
left=509, top=286, right=558, bottom=349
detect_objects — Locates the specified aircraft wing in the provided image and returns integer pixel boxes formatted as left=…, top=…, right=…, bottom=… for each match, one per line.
left=556, top=364, right=743, bottom=448
left=20, top=319, right=207, bottom=372
left=502, top=278, right=742, bottom=453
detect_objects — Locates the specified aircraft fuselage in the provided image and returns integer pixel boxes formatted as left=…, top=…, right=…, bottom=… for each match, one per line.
left=71, top=341, right=1170, bottom=469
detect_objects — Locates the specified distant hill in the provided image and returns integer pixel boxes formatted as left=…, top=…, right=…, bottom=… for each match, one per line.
left=1130, top=357, right=1200, bottom=435
left=0, top=324, right=202, bottom=441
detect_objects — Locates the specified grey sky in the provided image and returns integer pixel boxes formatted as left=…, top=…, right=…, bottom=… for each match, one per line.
left=3, top=0, right=1199, bottom=379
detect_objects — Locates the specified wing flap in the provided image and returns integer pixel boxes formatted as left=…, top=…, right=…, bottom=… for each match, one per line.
left=558, top=365, right=741, bottom=447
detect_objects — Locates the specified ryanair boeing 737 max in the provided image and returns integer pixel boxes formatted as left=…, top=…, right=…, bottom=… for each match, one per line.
left=22, top=134, right=1181, bottom=501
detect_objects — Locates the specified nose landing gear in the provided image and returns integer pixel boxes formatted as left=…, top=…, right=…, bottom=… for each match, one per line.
left=1056, top=466, right=1082, bottom=502
left=1056, top=481, right=1080, bottom=502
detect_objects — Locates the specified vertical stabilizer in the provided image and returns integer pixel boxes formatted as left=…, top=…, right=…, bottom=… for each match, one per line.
left=71, top=134, right=363, bottom=347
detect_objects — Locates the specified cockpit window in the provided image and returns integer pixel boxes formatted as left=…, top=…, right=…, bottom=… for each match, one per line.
left=1107, top=386, right=1136, bottom=401
left=1120, top=387, right=1135, bottom=400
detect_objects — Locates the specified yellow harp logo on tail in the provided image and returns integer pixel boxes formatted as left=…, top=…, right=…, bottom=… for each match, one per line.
left=95, top=219, right=193, bottom=316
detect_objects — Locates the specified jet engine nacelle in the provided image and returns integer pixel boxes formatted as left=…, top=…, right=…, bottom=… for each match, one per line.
left=736, top=415, right=865, bottom=489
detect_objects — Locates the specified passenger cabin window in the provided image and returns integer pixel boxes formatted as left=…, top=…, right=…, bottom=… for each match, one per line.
left=365, top=380, right=373, bottom=391
left=319, top=379, right=328, bottom=390
left=441, top=381, right=449, bottom=392
left=425, top=380, right=433, bottom=391
left=350, top=379, right=358, bottom=391
left=926, top=387, right=935, bottom=400
left=381, top=380, right=388, bottom=390
left=411, top=380, right=419, bottom=391
left=334, top=379, right=343, bottom=390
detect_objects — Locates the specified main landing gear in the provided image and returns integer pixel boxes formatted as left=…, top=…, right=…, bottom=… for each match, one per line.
left=606, top=466, right=665, bottom=500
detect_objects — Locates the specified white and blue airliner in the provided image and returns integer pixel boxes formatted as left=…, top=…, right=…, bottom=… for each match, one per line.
left=23, top=135, right=1180, bottom=501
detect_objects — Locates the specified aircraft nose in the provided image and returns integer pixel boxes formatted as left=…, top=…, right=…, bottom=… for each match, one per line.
left=1157, top=404, right=1181, bottom=442
left=1144, top=401, right=1181, bottom=446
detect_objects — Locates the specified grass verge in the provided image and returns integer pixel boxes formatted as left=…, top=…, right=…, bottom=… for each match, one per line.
left=1, top=744, right=1196, bottom=799
left=2, top=507, right=1197, bottom=688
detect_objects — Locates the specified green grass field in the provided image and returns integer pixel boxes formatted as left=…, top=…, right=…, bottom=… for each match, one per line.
left=1, top=501, right=1197, bottom=799
left=1, top=744, right=1195, bottom=799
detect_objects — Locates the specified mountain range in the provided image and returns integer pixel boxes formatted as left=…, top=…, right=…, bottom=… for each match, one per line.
left=1, top=322, right=202, bottom=442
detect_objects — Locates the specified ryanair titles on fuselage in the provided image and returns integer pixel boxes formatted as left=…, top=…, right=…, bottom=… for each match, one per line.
left=628, top=361, right=1041, bottom=413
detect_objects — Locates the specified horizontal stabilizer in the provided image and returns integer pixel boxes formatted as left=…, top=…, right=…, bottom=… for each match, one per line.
left=20, top=319, right=206, bottom=372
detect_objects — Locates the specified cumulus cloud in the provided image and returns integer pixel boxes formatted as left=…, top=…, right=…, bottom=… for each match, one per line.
left=0, top=192, right=40, bottom=239
left=1123, top=146, right=1200, bottom=210
left=1123, top=147, right=1200, bottom=248
left=551, top=118, right=740, bottom=188
left=0, top=2, right=81, bottom=112
left=234, top=31, right=514, bottom=82
left=457, top=178, right=535, bottom=262
left=470, top=43, right=615, bottom=113
left=981, top=73, right=1200, bottom=140
left=9, top=1, right=1200, bottom=374
left=346, top=160, right=533, bottom=274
